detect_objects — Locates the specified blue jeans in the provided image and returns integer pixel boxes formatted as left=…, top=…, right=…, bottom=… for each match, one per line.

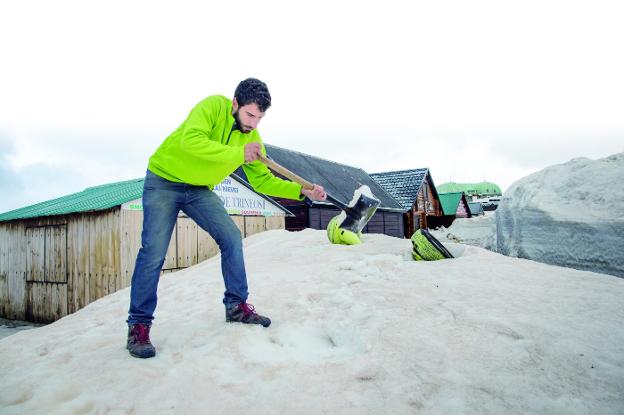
left=127, top=170, right=248, bottom=325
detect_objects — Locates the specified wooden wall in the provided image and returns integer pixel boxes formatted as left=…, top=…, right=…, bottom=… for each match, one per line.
left=0, top=221, right=27, bottom=320
left=306, top=206, right=404, bottom=238
left=406, top=178, right=444, bottom=237
left=120, top=211, right=284, bottom=275
left=1, top=210, right=285, bottom=323
left=0, top=210, right=121, bottom=322
left=363, top=211, right=403, bottom=238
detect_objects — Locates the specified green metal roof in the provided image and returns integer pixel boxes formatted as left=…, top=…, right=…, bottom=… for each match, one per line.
left=0, top=178, right=144, bottom=222
left=437, top=181, right=502, bottom=196
left=438, top=192, right=463, bottom=215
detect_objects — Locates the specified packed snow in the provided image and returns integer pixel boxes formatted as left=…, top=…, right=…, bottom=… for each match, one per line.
left=0, top=318, right=39, bottom=341
left=1, top=229, right=623, bottom=415
left=431, top=211, right=496, bottom=249
left=494, top=153, right=624, bottom=278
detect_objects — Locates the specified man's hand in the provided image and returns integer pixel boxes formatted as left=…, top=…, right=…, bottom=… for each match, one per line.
left=244, top=142, right=262, bottom=163
left=301, top=184, right=327, bottom=201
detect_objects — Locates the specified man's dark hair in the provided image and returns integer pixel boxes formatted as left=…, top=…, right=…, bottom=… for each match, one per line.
left=234, top=78, right=272, bottom=112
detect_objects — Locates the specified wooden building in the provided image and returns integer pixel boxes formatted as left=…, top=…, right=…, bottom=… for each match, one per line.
left=236, top=144, right=406, bottom=238
left=370, top=169, right=444, bottom=237
left=428, top=192, right=472, bottom=229
left=0, top=175, right=290, bottom=323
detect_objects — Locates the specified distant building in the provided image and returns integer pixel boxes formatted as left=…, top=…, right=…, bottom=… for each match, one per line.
left=437, top=181, right=502, bottom=200
left=429, top=192, right=472, bottom=228
left=370, top=168, right=444, bottom=236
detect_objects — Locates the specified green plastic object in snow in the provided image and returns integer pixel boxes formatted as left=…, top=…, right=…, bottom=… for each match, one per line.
left=411, top=229, right=454, bottom=261
left=327, top=216, right=362, bottom=245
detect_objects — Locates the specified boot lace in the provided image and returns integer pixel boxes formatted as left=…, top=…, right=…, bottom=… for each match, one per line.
left=132, top=324, right=151, bottom=344
left=239, top=303, right=258, bottom=317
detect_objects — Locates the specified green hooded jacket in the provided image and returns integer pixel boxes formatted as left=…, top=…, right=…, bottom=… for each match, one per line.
left=148, top=95, right=303, bottom=200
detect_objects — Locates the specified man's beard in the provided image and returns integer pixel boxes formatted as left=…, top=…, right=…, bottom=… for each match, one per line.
left=233, top=110, right=252, bottom=133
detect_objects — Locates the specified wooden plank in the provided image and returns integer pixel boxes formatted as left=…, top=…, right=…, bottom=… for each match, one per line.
left=265, top=216, right=285, bottom=231
left=97, top=214, right=106, bottom=297
left=112, top=209, right=122, bottom=292
left=26, top=227, right=45, bottom=282
left=53, top=282, right=68, bottom=321
left=163, top=220, right=177, bottom=270
left=88, top=214, right=97, bottom=305
left=67, top=218, right=79, bottom=314
left=177, top=217, right=198, bottom=268
left=119, top=209, right=130, bottom=287
left=128, top=210, right=143, bottom=284
left=26, top=282, right=68, bottom=323
left=231, top=216, right=245, bottom=237
left=244, top=217, right=265, bottom=238
left=79, top=215, right=90, bottom=310
left=14, top=222, right=27, bottom=320
left=197, top=227, right=219, bottom=263
left=105, top=212, right=115, bottom=296
left=120, top=209, right=143, bottom=288
left=0, top=224, right=9, bottom=317
left=45, top=225, right=67, bottom=283
left=309, top=209, right=321, bottom=229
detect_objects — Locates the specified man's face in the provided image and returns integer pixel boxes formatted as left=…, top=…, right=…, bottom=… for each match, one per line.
left=232, top=99, right=266, bottom=133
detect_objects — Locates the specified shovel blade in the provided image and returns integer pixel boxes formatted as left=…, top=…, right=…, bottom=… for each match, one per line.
left=338, top=193, right=381, bottom=234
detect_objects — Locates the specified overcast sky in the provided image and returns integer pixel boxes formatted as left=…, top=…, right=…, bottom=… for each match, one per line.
left=1, top=0, right=622, bottom=213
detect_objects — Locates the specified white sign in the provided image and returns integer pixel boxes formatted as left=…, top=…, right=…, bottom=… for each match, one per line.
left=213, top=177, right=286, bottom=216
left=121, top=176, right=286, bottom=217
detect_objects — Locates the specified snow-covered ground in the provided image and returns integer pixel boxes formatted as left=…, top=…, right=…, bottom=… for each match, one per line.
left=1, top=229, right=623, bottom=415
left=495, top=153, right=624, bottom=278
left=0, top=318, right=39, bottom=341
left=431, top=211, right=496, bottom=249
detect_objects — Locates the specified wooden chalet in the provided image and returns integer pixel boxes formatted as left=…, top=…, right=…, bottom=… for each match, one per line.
left=370, top=168, right=444, bottom=237
left=0, top=175, right=290, bottom=323
left=428, top=192, right=472, bottom=228
left=236, top=144, right=406, bottom=237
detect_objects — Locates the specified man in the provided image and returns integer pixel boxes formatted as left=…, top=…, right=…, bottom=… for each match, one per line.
left=126, top=78, right=327, bottom=358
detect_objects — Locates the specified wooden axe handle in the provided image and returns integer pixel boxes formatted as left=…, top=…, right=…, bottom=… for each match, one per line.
left=259, top=155, right=315, bottom=190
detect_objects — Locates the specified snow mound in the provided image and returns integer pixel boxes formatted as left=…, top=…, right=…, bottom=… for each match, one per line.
left=495, top=153, right=624, bottom=277
left=1, top=229, right=623, bottom=414
left=431, top=211, right=497, bottom=250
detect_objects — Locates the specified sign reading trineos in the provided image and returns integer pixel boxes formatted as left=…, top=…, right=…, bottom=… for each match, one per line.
left=122, top=176, right=286, bottom=217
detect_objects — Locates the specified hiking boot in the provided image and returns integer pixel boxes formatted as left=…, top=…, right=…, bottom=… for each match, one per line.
left=226, top=303, right=271, bottom=327
left=127, top=323, right=156, bottom=358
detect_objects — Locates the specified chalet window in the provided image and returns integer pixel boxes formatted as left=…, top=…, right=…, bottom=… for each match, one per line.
left=25, top=224, right=68, bottom=283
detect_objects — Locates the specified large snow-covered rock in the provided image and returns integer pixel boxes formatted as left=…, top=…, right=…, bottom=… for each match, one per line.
left=1, top=229, right=623, bottom=414
left=495, top=153, right=624, bottom=278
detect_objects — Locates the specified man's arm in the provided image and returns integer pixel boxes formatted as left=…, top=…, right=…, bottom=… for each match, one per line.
left=242, top=145, right=326, bottom=201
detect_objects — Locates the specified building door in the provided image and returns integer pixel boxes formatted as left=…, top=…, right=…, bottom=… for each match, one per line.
left=25, top=224, right=68, bottom=322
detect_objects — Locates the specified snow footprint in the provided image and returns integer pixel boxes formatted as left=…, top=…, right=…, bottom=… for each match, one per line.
left=246, top=323, right=368, bottom=364
left=337, top=254, right=405, bottom=279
